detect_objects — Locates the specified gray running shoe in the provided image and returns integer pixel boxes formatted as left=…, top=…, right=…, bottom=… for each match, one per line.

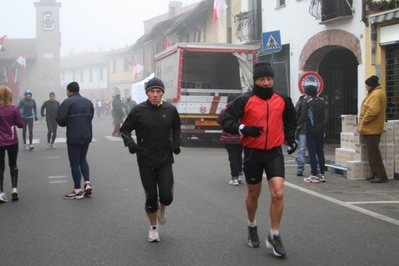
left=247, top=226, right=260, bottom=248
left=266, top=234, right=287, bottom=257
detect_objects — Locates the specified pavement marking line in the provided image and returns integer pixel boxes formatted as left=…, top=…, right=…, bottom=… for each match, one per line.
left=104, top=136, right=123, bottom=141
left=48, top=176, right=67, bottom=179
left=54, top=138, right=97, bottom=142
left=346, top=201, right=399, bottom=205
left=285, top=181, right=399, bottom=226
left=49, top=180, right=68, bottom=183
left=47, top=156, right=61, bottom=159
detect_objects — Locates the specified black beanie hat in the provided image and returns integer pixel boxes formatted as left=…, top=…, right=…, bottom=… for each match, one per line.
left=49, top=92, right=55, bottom=97
left=253, top=62, right=274, bottom=80
left=67, top=82, right=80, bottom=92
left=145, top=77, right=165, bottom=93
left=305, top=85, right=317, bottom=96
left=365, top=75, right=379, bottom=88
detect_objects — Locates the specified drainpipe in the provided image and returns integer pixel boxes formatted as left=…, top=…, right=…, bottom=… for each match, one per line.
left=362, top=0, right=368, bottom=26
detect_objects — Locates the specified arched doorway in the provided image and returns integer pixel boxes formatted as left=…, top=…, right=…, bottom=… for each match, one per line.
left=318, top=48, right=358, bottom=142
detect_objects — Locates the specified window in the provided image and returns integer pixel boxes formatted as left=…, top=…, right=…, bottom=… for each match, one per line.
left=113, top=59, right=116, bottom=73
left=80, top=70, right=83, bottom=82
left=89, top=69, right=93, bottom=82
left=100, top=67, right=103, bottom=80
left=277, top=0, right=285, bottom=7
left=124, top=58, right=129, bottom=72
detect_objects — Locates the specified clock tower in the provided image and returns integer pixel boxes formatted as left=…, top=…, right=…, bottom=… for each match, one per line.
left=33, top=0, right=62, bottom=104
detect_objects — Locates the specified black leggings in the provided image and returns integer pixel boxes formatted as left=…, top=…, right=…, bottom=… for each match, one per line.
left=46, top=120, right=58, bottom=143
left=22, top=118, right=33, bottom=144
left=139, top=165, right=174, bottom=214
left=0, top=143, right=19, bottom=192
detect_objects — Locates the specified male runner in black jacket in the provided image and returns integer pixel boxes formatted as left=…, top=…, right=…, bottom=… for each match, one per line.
left=120, top=77, right=181, bottom=242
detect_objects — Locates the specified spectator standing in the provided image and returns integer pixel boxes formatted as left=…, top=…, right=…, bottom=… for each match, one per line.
left=222, top=62, right=297, bottom=257
left=96, top=99, right=102, bottom=118
left=297, top=85, right=326, bottom=183
left=123, top=95, right=137, bottom=116
left=111, top=94, right=124, bottom=137
left=120, top=77, right=181, bottom=243
left=0, top=86, right=24, bottom=202
left=216, top=93, right=243, bottom=186
left=295, top=94, right=307, bottom=176
left=56, top=82, right=94, bottom=199
left=358, top=75, right=387, bottom=183
left=104, top=99, right=110, bottom=116
left=41, top=92, right=60, bottom=149
left=18, top=90, right=38, bottom=151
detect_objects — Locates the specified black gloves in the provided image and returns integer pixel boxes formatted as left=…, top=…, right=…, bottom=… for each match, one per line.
left=128, top=142, right=141, bottom=154
left=240, top=125, right=263, bottom=137
left=287, top=142, right=297, bottom=155
left=35, top=117, right=38, bottom=121
left=123, top=138, right=141, bottom=154
left=173, top=143, right=181, bottom=155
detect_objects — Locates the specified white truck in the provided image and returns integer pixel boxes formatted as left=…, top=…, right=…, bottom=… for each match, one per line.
left=154, top=43, right=257, bottom=142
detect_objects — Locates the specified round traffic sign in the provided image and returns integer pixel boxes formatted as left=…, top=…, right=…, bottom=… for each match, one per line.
left=298, top=72, right=323, bottom=95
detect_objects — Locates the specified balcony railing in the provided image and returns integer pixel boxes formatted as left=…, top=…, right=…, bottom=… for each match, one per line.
left=234, top=9, right=262, bottom=43
left=321, top=0, right=353, bottom=23
left=309, top=0, right=354, bottom=22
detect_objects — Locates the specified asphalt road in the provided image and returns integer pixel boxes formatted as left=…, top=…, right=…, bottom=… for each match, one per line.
left=1, top=115, right=398, bottom=266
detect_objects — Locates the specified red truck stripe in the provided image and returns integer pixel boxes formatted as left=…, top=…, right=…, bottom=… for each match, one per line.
left=209, top=96, right=221, bottom=114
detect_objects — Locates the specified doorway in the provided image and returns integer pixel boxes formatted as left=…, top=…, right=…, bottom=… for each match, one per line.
left=318, top=48, right=358, bottom=142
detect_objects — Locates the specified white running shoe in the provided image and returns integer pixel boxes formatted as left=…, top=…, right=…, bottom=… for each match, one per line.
left=228, top=180, right=234, bottom=185
left=157, top=204, right=167, bottom=224
left=24, top=144, right=28, bottom=150
left=303, top=175, right=320, bottom=183
left=148, top=228, right=160, bottom=242
left=46, top=142, right=50, bottom=149
left=238, top=175, right=243, bottom=184
left=51, top=143, right=56, bottom=149
left=318, top=174, right=326, bottom=182
left=0, top=192, right=8, bottom=203
left=232, top=179, right=239, bottom=186
left=29, top=144, right=34, bottom=151
left=11, top=188, right=19, bottom=201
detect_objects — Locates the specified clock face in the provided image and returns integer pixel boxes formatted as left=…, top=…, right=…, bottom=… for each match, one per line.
left=43, top=12, right=54, bottom=30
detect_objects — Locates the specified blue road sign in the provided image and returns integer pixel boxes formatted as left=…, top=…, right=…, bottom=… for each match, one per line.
left=261, top=31, right=282, bottom=53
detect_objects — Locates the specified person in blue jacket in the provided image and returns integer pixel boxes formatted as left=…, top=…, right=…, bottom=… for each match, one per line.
left=18, top=90, right=38, bottom=151
left=56, top=82, right=94, bottom=199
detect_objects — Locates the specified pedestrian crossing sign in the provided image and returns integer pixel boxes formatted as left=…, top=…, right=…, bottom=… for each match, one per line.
left=261, top=31, right=282, bottom=53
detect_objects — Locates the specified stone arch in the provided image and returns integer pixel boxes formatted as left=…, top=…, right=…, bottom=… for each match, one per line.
left=299, top=29, right=362, bottom=71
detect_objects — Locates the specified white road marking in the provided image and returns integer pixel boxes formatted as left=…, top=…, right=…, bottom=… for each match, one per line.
left=47, top=176, right=67, bottom=179
left=285, top=181, right=399, bottom=226
left=346, top=201, right=399, bottom=205
left=49, top=180, right=68, bottom=183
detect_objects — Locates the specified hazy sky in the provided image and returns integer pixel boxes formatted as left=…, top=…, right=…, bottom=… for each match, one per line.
left=0, top=0, right=199, bottom=56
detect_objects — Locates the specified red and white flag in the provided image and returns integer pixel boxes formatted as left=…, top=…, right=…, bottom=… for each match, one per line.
left=0, top=35, right=6, bottom=51
left=165, top=37, right=171, bottom=48
left=16, top=53, right=27, bottom=71
left=213, top=0, right=228, bottom=22
left=132, top=60, right=143, bottom=80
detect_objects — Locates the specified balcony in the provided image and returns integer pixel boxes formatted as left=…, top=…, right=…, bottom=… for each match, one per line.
left=234, top=9, right=262, bottom=43
left=309, top=0, right=354, bottom=23
left=320, top=0, right=354, bottom=24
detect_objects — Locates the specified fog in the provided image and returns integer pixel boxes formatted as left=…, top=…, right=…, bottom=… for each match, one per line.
left=0, top=0, right=200, bottom=56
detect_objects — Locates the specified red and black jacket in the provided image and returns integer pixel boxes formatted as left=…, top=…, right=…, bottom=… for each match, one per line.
left=222, top=90, right=296, bottom=150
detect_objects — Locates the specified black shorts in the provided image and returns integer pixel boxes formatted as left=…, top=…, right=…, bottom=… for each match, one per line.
left=243, top=147, right=285, bottom=184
